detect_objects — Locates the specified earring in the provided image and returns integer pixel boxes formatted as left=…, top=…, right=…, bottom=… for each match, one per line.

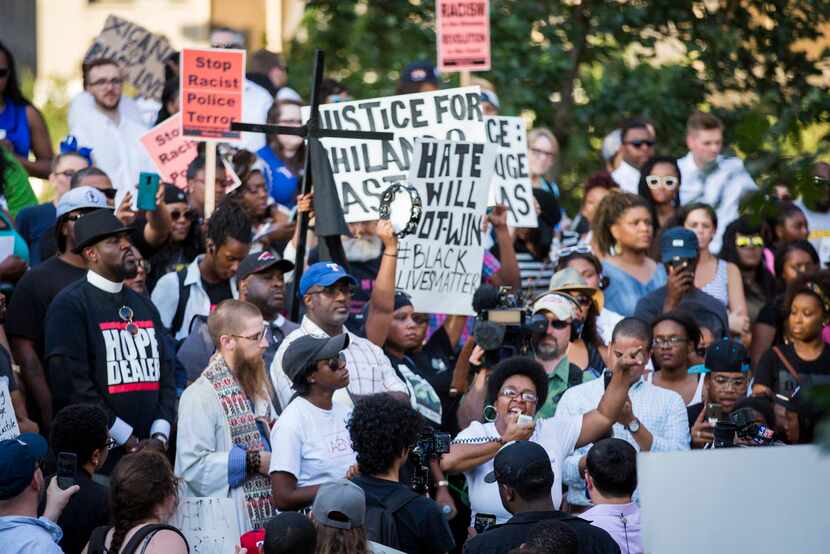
left=483, top=404, right=497, bottom=422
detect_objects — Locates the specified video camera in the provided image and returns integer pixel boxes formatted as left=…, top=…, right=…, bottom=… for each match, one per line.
left=712, top=407, right=777, bottom=448
left=409, top=427, right=451, bottom=494
left=472, top=284, right=547, bottom=367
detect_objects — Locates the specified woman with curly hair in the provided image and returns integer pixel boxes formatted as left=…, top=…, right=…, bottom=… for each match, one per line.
left=348, top=394, right=456, bottom=554
left=592, top=191, right=666, bottom=317
left=83, top=451, right=188, bottom=553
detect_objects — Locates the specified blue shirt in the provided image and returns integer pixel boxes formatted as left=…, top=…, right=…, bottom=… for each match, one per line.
left=15, top=203, right=56, bottom=266
left=0, top=97, right=31, bottom=157
left=256, top=145, right=299, bottom=208
left=0, top=515, right=64, bottom=553
left=601, top=260, right=666, bottom=317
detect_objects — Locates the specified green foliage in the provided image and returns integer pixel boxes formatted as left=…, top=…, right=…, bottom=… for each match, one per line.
left=288, top=0, right=830, bottom=214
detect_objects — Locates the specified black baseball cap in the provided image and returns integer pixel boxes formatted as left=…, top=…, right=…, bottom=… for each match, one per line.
left=163, top=183, right=188, bottom=205
left=237, top=250, right=294, bottom=281
left=703, top=338, right=750, bottom=373
left=484, top=441, right=553, bottom=487
left=283, top=334, right=350, bottom=381
left=72, top=208, right=133, bottom=253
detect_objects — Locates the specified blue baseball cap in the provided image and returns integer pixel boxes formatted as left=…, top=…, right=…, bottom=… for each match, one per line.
left=401, top=61, right=439, bottom=84
left=299, top=262, right=358, bottom=296
left=660, top=227, right=699, bottom=263
left=0, top=433, right=48, bottom=500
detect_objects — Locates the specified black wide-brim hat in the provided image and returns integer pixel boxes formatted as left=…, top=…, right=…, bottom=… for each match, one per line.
left=72, top=208, right=133, bottom=254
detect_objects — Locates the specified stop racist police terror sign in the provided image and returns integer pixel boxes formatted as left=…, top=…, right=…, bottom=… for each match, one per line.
left=180, top=48, right=245, bottom=141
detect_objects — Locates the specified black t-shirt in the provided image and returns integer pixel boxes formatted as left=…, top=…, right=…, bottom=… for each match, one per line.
left=755, top=295, right=786, bottom=345
left=201, top=277, right=233, bottom=309
left=39, top=470, right=110, bottom=554
left=634, top=286, right=728, bottom=328
left=408, top=328, right=460, bottom=434
left=755, top=343, right=830, bottom=395
left=44, top=278, right=176, bottom=456
left=6, top=257, right=87, bottom=361
left=463, top=510, right=620, bottom=554
left=351, top=474, right=455, bottom=554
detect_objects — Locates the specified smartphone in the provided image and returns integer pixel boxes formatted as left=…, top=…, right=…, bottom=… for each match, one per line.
left=56, top=452, right=77, bottom=490
left=604, top=372, right=612, bottom=390
left=474, top=513, right=497, bottom=534
left=517, top=414, right=533, bottom=427
left=137, top=172, right=160, bottom=211
left=706, top=402, right=722, bottom=425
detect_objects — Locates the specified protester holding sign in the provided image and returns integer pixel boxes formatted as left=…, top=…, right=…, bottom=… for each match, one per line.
left=486, top=116, right=537, bottom=228
left=258, top=100, right=304, bottom=209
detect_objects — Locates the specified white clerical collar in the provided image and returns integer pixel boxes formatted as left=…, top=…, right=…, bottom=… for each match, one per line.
left=86, top=270, right=123, bottom=293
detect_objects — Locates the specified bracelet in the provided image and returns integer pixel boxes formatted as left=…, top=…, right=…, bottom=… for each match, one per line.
left=246, top=450, right=261, bottom=475
left=437, top=480, right=449, bottom=488
left=383, top=252, right=398, bottom=257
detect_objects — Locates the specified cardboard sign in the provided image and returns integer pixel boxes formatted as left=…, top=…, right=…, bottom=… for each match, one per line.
left=436, top=0, right=491, bottom=72
left=304, top=86, right=486, bottom=223
left=395, top=139, right=496, bottom=315
left=140, top=113, right=198, bottom=189
left=180, top=48, right=245, bottom=141
left=638, top=446, right=829, bottom=553
left=85, top=15, right=174, bottom=101
left=0, top=376, right=19, bottom=441
left=485, top=116, right=537, bottom=228
left=172, top=497, right=241, bottom=554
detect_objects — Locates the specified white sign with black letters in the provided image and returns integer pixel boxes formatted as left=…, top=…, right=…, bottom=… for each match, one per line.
left=0, top=376, right=20, bottom=441
left=485, top=116, right=537, bottom=228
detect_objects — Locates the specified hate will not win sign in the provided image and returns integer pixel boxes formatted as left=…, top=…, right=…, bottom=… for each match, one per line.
left=395, top=139, right=496, bottom=316
left=180, top=48, right=245, bottom=141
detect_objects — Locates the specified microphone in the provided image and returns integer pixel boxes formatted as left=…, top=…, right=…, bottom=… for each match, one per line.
left=472, top=284, right=500, bottom=313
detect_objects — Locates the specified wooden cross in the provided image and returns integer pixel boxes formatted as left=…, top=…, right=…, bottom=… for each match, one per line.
left=231, top=49, right=394, bottom=321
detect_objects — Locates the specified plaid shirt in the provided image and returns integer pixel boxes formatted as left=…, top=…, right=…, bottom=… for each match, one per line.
left=556, top=372, right=690, bottom=507
left=269, top=316, right=407, bottom=410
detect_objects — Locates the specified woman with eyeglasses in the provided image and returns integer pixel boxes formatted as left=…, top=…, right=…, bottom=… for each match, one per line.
left=0, top=41, right=54, bottom=179
left=750, top=240, right=820, bottom=366
left=637, top=156, right=682, bottom=236
left=591, top=191, right=666, bottom=317
left=719, top=217, right=776, bottom=324
left=753, top=273, right=830, bottom=404
left=270, top=334, right=356, bottom=511
left=679, top=203, right=750, bottom=339
left=527, top=128, right=560, bottom=199
left=257, top=100, right=304, bottom=209
left=146, top=185, right=202, bottom=291
left=441, top=355, right=636, bottom=528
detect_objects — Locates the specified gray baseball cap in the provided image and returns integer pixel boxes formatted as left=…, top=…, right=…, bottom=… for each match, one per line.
left=312, top=479, right=366, bottom=530
left=56, top=186, right=108, bottom=218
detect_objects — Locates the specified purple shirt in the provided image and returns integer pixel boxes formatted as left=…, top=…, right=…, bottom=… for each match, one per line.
left=580, top=502, right=643, bottom=554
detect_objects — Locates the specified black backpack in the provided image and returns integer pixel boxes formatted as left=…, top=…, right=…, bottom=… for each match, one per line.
left=358, top=480, right=420, bottom=550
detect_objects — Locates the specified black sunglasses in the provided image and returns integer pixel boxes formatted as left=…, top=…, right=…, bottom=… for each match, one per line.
left=626, top=139, right=656, bottom=148
left=100, top=188, right=117, bottom=199
left=170, top=209, right=196, bottom=221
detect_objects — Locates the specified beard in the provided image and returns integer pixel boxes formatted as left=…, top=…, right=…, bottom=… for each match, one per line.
left=231, top=349, right=269, bottom=400
left=534, top=337, right=564, bottom=361
left=343, top=234, right=383, bottom=262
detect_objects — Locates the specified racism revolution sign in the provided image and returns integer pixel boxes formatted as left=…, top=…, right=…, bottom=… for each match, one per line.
left=436, top=0, right=491, bottom=72
left=485, top=116, right=537, bottom=228
left=140, top=113, right=197, bottom=190
left=180, top=48, right=245, bottom=141
left=85, top=15, right=174, bottom=102
left=305, top=86, right=486, bottom=223
left=395, top=139, right=496, bottom=315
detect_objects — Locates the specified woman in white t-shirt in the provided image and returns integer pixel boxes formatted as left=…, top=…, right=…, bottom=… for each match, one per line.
left=269, top=333, right=356, bottom=510
left=440, top=354, right=637, bottom=527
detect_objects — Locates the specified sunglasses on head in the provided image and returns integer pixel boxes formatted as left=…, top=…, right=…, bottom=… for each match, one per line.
left=626, top=139, right=655, bottom=149
left=170, top=209, right=196, bottom=221
left=645, top=175, right=679, bottom=190
left=735, top=235, right=764, bottom=248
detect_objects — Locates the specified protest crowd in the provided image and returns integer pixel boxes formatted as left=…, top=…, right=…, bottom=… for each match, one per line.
left=0, top=17, right=827, bottom=554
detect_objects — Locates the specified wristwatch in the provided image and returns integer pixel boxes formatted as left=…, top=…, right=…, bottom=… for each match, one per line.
left=625, top=418, right=641, bottom=434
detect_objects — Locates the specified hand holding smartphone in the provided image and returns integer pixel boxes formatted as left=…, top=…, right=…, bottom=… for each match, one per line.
left=56, top=452, right=77, bottom=490
left=137, top=172, right=161, bottom=211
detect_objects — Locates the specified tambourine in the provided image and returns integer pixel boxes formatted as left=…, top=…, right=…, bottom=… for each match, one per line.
left=378, top=183, right=422, bottom=238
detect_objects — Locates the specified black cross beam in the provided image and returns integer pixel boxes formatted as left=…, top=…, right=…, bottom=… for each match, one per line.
left=231, top=49, right=393, bottom=321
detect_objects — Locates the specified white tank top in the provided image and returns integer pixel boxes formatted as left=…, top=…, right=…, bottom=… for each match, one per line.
left=647, top=371, right=704, bottom=406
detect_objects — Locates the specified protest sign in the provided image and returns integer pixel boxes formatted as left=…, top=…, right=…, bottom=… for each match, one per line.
left=0, top=376, right=20, bottom=441
left=84, top=15, right=174, bottom=101
left=304, top=86, right=486, bottom=223
left=140, top=113, right=197, bottom=189
left=485, top=116, right=537, bottom=227
left=436, top=0, right=491, bottom=72
left=395, top=139, right=496, bottom=315
left=171, top=497, right=240, bottom=554
left=638, top=446, right=829, bottom=554
left=180, top=48, right=245, bottom=141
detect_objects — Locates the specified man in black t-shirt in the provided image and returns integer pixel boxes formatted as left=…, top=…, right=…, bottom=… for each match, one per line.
left=7, top=186, right=109, bottom=431
left=463, top=441, right=620, bottom=554
left=151, top=200, right=252, bottom=340
left=45, top=209, right=176, bottom=471
left=349, top=394, right=455, bottom=554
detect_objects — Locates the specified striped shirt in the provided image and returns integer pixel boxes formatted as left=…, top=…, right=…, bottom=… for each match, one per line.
left=515, top=248, right=556, bottom=299
left=557, top=371, right=690, bottom=507
left=269, top=316, right=407, bottom=409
